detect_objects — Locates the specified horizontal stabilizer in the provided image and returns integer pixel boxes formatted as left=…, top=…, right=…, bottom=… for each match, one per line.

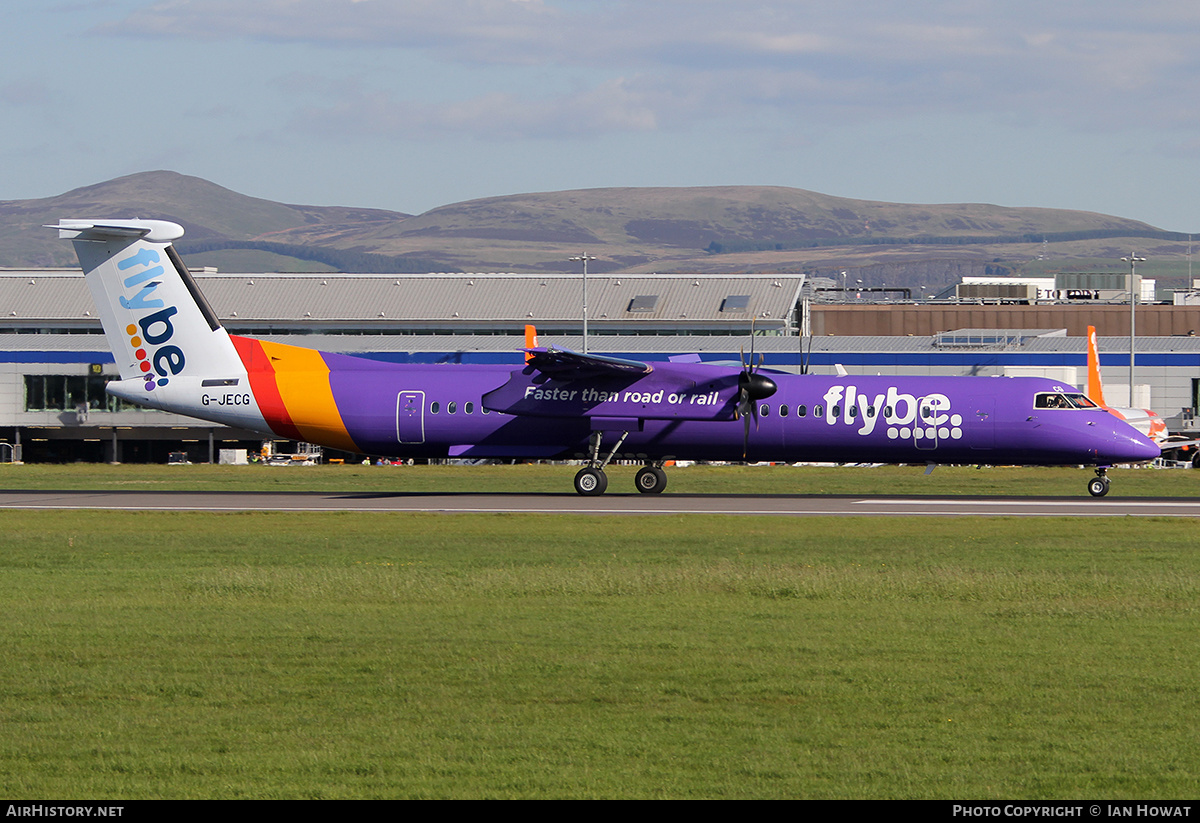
left=47, top=220, right=185, bottom=243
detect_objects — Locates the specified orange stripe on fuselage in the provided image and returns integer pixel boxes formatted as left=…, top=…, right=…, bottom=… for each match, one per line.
left=231, top=335, right=359, bottom=452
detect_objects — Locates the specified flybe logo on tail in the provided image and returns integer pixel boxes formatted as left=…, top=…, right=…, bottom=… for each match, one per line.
left=116, top=247, right=185, bottom=391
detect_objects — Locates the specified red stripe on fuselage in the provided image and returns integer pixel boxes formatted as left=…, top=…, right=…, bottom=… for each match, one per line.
left=230, top=335, right=305, bottom=441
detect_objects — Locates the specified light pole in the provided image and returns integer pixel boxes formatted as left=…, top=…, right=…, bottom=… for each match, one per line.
left=1122, top=252, right=1146, bottom=404
left=569, top=253, right=596, bottom=354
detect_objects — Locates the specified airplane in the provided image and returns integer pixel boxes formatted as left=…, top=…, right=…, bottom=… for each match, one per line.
left=49, top=219, right=1160, bottom=497
left=1084, top=325, right=1168, bottom=442
left=1085, top=324, right=1198, bottom=466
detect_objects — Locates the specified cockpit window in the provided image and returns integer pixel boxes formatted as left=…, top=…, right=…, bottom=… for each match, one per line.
left=1035, top=392, right=1099, bottom=410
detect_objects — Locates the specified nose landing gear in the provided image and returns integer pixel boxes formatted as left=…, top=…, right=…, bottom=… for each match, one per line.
left=1087, top=468, right=1111, bottom=498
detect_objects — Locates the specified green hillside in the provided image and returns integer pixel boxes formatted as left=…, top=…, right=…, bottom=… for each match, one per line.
left=1, top=172, right=1190, bottom=290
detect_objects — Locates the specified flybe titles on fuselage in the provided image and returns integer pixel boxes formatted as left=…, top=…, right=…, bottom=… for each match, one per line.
left=822, top=385, right=964, bottom=441
left=523, top=385, right=723, bottom=406
left=114, top=246, right=185, bottom=393
left=511, top=382, right=729, bottom=419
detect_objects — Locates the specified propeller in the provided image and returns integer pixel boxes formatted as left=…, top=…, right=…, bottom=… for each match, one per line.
left=734, top=322, right=777, bottom=459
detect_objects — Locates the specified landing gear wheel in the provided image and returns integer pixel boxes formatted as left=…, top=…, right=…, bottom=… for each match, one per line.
left=635, top=466, right=668, bottom=494
left=1087, top=476, right=1110, bottom=498
left=574, top=467, right=608, bottom=496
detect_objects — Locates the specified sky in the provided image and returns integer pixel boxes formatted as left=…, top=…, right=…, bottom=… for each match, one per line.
left=3, top=0, right=1198, bottom=230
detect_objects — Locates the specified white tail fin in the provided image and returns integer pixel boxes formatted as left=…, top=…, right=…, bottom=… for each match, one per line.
left=50, top=220, right=245, bottom=396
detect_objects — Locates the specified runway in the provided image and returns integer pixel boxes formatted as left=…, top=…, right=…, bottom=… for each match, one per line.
left=2, top=489, right=1200, bottom=517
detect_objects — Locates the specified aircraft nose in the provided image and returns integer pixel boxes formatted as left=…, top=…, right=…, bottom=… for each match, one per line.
left=1102, top=427, right=1160, bottom=464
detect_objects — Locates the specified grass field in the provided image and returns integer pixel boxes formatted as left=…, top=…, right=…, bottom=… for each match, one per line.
left=1, top=464, right=1198, bottom=798
left=0, top=460, right=1195, bottom=497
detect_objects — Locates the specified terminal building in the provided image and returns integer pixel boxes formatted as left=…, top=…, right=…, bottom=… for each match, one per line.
left=3, top=268, right=1200, bottom=463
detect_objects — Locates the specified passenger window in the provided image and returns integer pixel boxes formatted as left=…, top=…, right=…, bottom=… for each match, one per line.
left=831, top=404, right=841, bottom=418
left=780, top=404, right=789, bottom=417
left=884, top=405, right=893, bottom=419
left=759, top=404, right=770, bottom=417
left=815, top=404, right=823, bottom=418
left=866, top=406, right=875, bottom=418
left=797, top=404, right=807, bottom=417
left=448, top=401, right=457, bottom=414
left=431, top=401, right=440, bottom=414
left=849, top=405, right=858, bottom=418
left=465, top=402, right=474, bottom=414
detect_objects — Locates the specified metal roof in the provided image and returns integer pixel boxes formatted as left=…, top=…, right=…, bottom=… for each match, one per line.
left=0, top=270, right=804, bottom=329
left=8, top=331, right=1200, bottom=359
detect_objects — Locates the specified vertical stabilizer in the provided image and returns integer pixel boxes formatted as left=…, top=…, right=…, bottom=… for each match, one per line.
left=524, top=324, right=539, bottom=363
left=1085, top=325, right=1107, bottom=408
left=51, top=220, right=245, bottom=396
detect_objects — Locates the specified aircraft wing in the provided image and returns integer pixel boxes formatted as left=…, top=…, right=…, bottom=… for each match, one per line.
left=524, top=346, right=654, bottom=379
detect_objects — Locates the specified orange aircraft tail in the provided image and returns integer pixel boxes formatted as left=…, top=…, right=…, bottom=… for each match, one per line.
left=1085, top=325, right=1107, bottom=408
left=524, top=324, right=539, bottom=363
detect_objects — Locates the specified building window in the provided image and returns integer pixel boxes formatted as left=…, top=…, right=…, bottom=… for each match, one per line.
left=23, top=374, right=131, bottom=413
left=628, top=295, right=659, bottom=312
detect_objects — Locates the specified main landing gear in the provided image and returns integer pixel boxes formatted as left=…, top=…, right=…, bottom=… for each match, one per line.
left=572, top=430, right=669, bottom=495
left=634, top=466, right=668, bottom=494
left=1087, top=467, right=1111, bottom=498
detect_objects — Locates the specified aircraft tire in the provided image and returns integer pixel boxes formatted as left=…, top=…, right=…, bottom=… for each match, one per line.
left=635, top=466, right=668, bottom=494
left=574, top=467, right=608, bottom=496
left=1087, top=476, right=1110, bottom=497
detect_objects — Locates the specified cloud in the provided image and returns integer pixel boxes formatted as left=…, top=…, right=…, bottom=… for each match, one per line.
left=100, top=0, right=566, bottom=64
left=0, top=79, right=53, bottom=107
left=101, top=0, right=1200, bottom=136
left=291, top=76, right=660, bottom=140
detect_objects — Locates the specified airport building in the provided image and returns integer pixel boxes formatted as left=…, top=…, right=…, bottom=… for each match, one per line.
left=3, top=268, right=1200, bottom=463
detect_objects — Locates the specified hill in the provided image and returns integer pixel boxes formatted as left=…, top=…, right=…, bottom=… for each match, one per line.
left=0, top=170, right=426, bottom=271
left=308, top=186, right=1173, bottom=275
left=1, top=172, right=1190, bottom=293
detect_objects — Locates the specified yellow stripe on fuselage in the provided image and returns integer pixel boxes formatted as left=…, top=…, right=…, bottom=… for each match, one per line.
left=257, top=340, right=360, bottom=453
